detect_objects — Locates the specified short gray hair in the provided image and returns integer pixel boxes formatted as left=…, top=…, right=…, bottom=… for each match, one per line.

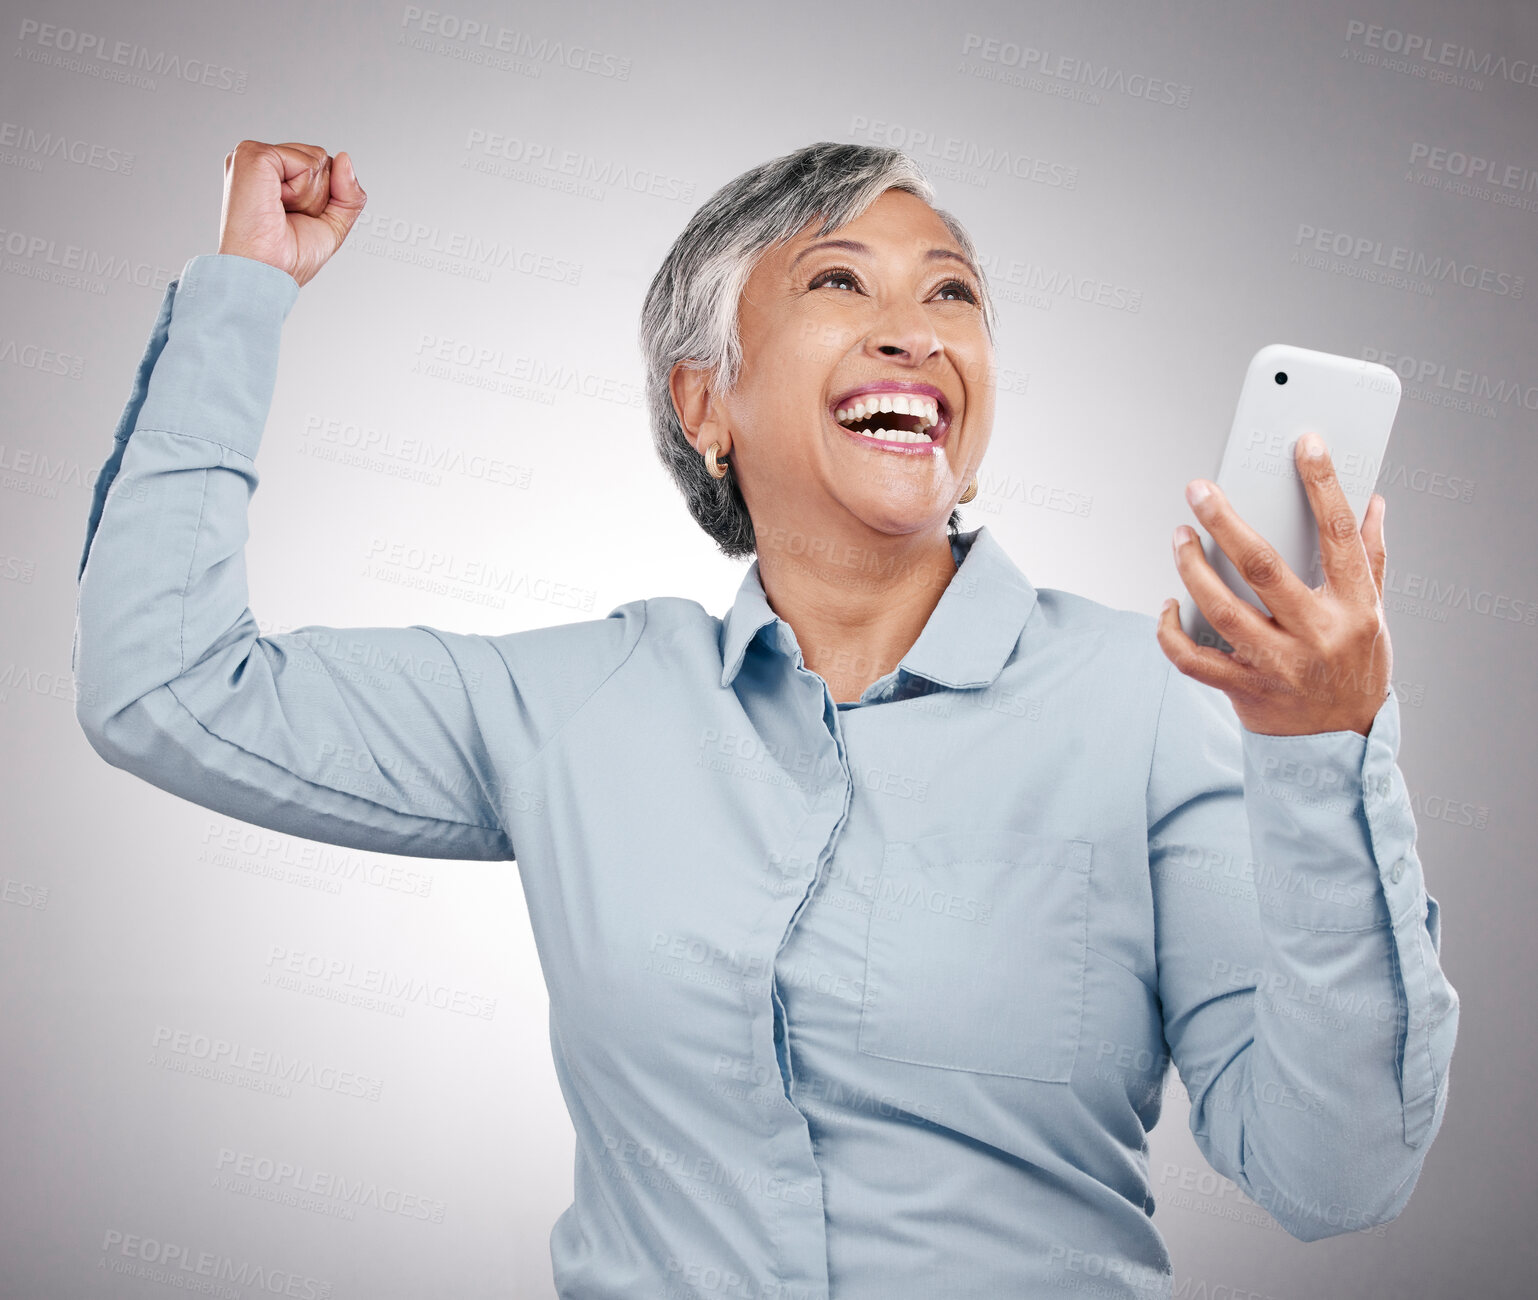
left=639, top=141, right=996, bottom=560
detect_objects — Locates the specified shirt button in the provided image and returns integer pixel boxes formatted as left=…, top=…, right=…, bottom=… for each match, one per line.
left=1390, top=858, right=1406, bottom=883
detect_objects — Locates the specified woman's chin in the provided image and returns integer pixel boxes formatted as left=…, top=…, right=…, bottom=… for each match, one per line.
left=833, top=492, right=956, bottom=538
left=840, top=464, right=955, bottom=519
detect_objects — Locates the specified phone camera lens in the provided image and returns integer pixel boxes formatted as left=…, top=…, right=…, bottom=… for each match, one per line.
left=1274, top=371, right=1289, bottom=384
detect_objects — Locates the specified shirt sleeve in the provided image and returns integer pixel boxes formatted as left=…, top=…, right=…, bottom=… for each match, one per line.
left=1146, top=659, right=1459, bottom=1242
left=72, top=253, right=639, bottom=862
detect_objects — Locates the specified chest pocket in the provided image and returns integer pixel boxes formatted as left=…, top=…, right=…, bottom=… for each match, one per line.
left=857, top=830, right=1092, bottom=1083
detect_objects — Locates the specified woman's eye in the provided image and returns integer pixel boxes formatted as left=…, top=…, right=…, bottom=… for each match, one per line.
left=811, top=267, right=861, bottom=292
left=936, top=278, right=979, bottom=304
left=809, top=268, right=979, bottom=303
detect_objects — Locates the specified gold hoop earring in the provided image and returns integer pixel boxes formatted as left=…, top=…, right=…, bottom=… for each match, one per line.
left=958, top=477, right=978, bottom=504
left=704, top=441, right=729, bottom=479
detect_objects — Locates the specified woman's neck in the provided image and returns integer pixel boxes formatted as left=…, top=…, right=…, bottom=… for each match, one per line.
left=753, top=523, right=960, bottom=704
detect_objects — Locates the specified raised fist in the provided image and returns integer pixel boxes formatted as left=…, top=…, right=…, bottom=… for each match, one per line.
left=217, top=140, right=367, bottom=287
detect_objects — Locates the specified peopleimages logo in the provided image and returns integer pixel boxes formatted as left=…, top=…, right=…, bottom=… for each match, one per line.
left=848, top=115, right=1079, bottom=189
left=1383, top=567, right=1537, bottom=627
left=1345, top=20, right=1538, bottom=89
left=974, top=250, right=1143, bottom=314
left=463, top=129, right=694, bottom=202
left=149, top=1024, right=385, bottom=1100
left=214, top=1147, right=448, bottom=1223
left=0, top=120, right=135, bottom=173
left=15, top=19, right=249, bottom=92
left=399, top=5, right=632, bottom=79
left=1408, top=142, right=1538, bottom=193
left=262, top=944, right=498, bottom=1020
left=1294, top=223, right=1523, bottom=298
left=0, top=226, right=177, bottom=292
left=99, top=1230, right=327, bottom=1299
left=958, top=32, right=1194, bottom=107
left=1403, top=140, right=1538, bottom=213
left=1362, top=348, right=1538, bottom=414
left=351, top=210, right=582, bottom=285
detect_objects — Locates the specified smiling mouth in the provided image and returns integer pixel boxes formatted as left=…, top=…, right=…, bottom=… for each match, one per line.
left=830, top=391, right=951, bottom=451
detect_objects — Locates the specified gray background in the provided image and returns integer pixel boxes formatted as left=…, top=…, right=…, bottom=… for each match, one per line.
left=2, top=0, right=1533, bottom=1296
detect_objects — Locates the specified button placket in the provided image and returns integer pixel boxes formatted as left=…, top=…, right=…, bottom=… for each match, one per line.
left=770, top=670, right=853, bottom=1098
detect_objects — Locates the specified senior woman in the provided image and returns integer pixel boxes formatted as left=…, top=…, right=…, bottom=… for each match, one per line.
left=73, top=140, right=1457, bottom=1299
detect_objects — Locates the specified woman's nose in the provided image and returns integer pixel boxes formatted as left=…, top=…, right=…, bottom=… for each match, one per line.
left=865, top=298, right=942, bottom=362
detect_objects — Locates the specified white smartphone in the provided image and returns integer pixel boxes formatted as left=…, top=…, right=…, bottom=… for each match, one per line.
left=1178, top=343, right=1401, bottom=651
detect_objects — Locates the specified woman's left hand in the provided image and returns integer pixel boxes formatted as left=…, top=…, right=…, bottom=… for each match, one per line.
left=1156, top=432, right=1392, bottom=738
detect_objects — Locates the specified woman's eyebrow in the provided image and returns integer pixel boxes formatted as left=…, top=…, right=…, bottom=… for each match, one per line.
left=788, top=238, right=976, bottom=275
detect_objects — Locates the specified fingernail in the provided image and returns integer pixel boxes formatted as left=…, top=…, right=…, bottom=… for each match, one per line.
left=1172, top=524, right=1194, bottom=552
left=1300, top=432, right=1324, bottom=458
left=1185, top=480, right=1210, bottom=508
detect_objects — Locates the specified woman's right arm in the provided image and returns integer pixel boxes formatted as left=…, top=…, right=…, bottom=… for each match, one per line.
left=72, top=143, right=641, bottom=861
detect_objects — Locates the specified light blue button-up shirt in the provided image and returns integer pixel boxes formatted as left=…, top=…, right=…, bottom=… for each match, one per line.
left=73, top=253, right=1459, bottom=1300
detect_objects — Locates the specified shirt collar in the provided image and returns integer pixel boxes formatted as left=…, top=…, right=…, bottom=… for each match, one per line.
left=718, top=524, right=1038, bottom=691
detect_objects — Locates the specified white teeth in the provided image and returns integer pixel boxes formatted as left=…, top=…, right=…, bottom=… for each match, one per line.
left=834, top=393, right=943, bottom=432
left=854, top=427, right=933, bottom=444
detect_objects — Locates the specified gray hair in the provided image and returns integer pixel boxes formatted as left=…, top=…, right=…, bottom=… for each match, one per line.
left=639, top=141, right=996, bottom=560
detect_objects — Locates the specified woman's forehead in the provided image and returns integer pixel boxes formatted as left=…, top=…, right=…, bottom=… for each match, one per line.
left=796, top=191, right=949, bottom=245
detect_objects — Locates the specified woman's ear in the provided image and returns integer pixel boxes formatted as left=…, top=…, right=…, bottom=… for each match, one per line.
left=669, top=361, right=729, bottom=456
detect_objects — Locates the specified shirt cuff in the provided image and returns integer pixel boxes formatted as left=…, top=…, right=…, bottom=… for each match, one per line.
left=132, top=252, right=301, bottom=461
left=1239, top=688, right=1423, bottom=933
